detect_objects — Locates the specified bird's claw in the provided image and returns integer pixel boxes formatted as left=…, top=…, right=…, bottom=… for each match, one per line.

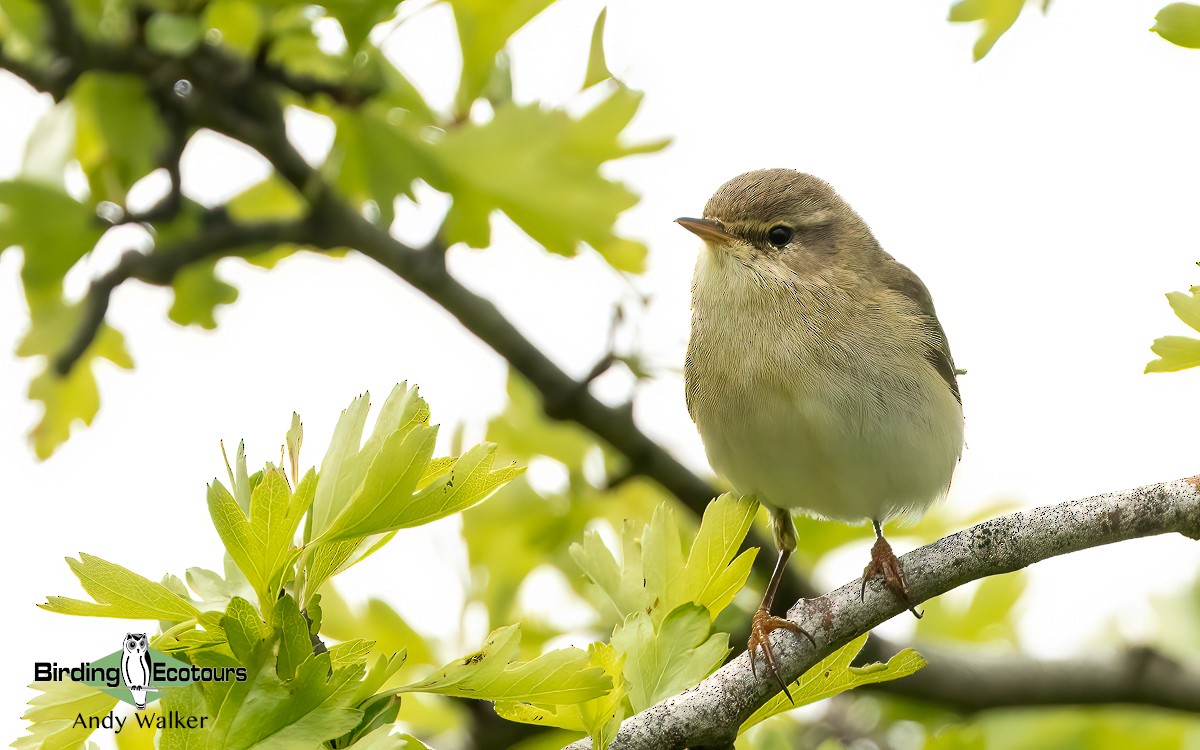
left=861, top=535, right=923, bottom=618
left=747, top=607, right=815, bottom=703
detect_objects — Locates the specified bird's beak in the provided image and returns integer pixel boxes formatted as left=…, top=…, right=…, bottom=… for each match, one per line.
left=676, top=217, right=734, bottom=243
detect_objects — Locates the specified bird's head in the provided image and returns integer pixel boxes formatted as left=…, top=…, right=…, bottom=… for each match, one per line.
left=677, top=169, right=882, bottom=279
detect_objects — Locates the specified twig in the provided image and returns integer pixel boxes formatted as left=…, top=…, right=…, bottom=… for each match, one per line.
left=54, top=217, right=315, bottom=375
left=563, top=477, right=1200, bottom=749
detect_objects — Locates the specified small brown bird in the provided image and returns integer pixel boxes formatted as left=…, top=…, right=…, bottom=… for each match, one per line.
left=679, top=169, right=964, bottom=696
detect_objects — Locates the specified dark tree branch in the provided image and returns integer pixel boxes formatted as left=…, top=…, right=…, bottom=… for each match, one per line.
left=53, top=216, right=317, bottom=375
left=564, top=477, right=1200, bottom=749
left=862, top=636, right=1200, bottom=713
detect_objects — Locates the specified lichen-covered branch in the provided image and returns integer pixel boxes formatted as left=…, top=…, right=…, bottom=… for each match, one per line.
left=564, top=477, right=1200, bottom=749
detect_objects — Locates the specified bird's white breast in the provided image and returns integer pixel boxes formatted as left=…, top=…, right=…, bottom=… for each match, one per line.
left=685, top=249, right=963, bottom=524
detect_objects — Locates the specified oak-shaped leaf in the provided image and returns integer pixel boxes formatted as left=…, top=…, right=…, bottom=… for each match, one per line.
left=740, top=633, right=927, bottom=733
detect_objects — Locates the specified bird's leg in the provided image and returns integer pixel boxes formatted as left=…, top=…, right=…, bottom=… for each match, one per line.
left=860, top=519, right=922, bottom=618
left=749, top=507, right=816, bottom=702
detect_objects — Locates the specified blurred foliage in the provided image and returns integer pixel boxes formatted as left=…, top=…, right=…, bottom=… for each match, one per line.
left=0, top=0, right=662, bottom=459
left=950, top=0, right=1200, bottom=58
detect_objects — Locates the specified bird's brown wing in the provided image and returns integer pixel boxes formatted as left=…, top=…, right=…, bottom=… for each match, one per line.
left=878, top=259, right=962, bottom=405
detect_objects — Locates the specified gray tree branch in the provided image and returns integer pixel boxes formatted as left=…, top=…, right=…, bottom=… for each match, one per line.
left=564, top=477, right=1200, bottom=749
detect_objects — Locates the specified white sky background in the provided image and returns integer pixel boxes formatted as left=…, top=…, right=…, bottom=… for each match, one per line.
left=3, top=0, right=1200, bottom=740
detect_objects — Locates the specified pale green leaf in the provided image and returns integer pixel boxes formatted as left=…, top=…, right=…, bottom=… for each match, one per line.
left=202, top=0, right=263, bottom=58
left=612, top=604, right=728, bottom=712
left=14, top=680, right=118, bottom=750
left=70, top=71, right=166, bottom=201
left=207, top=639, right=364, bottom=750
left=583, top=8, right=613, bottom=88
left=427, top=87, right=665, bottom=272
left=160, top=684, right=209, bottom=750
left=740, top=634, right=927, bottom=732
left=275, top=594, right=313, bottom=681
left=146, top=12, right=202, bottom=55
left=169, top=260, right=238, bottom=329
left=1153, top=3, right=1200, bottom=48
left=495, top=641, right=629, bottom=748
left=948, top=0, right=1028, bottom=60
left=571, top=494, right=757, bottom=626
left=1146, top=335, right=1200, bottom=372
left=446, top=0, right=554, bottom=115
left=40, top=553, right=200, bottom=621
left=396, top=624, right=610, bottom=704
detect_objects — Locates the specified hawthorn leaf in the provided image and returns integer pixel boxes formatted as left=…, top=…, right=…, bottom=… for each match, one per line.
left=447, top=0, right=554, bottom=115
left=570, top=494, right=757, bottom=626
left=1147, top=287, right=1200, bottom=372
left=611, top=604, right=728, bottom=712
left=40, top=553, right=200, bottom=621
left=202, top=0, right=263, bottom=58
left=947, top=0, right=1028, bottom=60
left=160, top=684, right=209, bottom=749
left=396, top=624, right=610, bottom=704
left=70, top=72, right=166, bottom=201
left=428, top=88, right=665, bottom=272
left=495, top=641, right=629, bottom=748
left=740, top=634, right=928, bottom=732
left=1153, top=3, right=1200, bottom=48
left=169, top=259, right=239, bottom=329
left=14, top=680, right=118, bottom=750
left=206, top=639, right=364, bottom=750
left=584, top=8, right=613, bottom=88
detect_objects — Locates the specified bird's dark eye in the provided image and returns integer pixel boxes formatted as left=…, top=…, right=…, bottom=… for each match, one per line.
left=767, top=225, right=792, bottom=247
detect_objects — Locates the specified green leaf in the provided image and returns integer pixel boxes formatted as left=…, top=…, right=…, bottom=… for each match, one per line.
left=146, top=12, right=202, bottom=55
left=1147, top=287, right=1200, bottom=372
left=740, top=634, right=927, bottom=732
left=208, top=467, right=311, bottom=611
left=160, top=684, right=210, bottom=750
left=1153, top=3, right=1200, bottom=48
left=0, top=181, right=104, bottom=290
left=447, top=0, right=555, bottom=115
left=227, top=175, right=306, bottom=222
left=495, top=641, right=629, bottom=748
left=169, top=259, right=239, bottom=329
left=275, top=594, right=314, bottom=681
left=207, top=638, right=364, bottom=749
left=202, top=0, right=264, bottom=58
left=327, top=102, right=433, bottom=226
left=221, top=596, right=267, bottom=663
left=323, top=0, right=400, bottom=51
left=396, top=624, right=611, bottom=704
left=918, top=572, right=1025, bottom=644
left=570, top=494, right=758, bottom=626
left=427, top=87, right=665, bottom=272
left=40, top=552, right=201, bottom=621
left=611, top=604, right=728, bottom=712
left=14, top=680, right=119, bottom=750
left=487, top=371, right=596, bottom=466
left=584, top=8, right=613, bottom=88
left=70, top=72, right=166, bottom=202
left=15, top=289, right=134, bottom=458
left=948, top=0, right=1028, bottom=60
left=317, top=438, right=522, bottom=544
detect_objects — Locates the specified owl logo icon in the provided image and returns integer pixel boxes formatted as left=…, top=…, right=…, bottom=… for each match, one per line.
left=120, top=633, right=152, bottom=710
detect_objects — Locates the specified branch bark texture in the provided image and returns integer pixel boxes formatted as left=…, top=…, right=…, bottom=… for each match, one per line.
left=564, top=477, right=1200, bottom=749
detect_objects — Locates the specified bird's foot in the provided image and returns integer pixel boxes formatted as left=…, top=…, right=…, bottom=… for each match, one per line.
left=747, top=607, right=815, bottom=702
left=860, top=536, right=922, bottom=618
